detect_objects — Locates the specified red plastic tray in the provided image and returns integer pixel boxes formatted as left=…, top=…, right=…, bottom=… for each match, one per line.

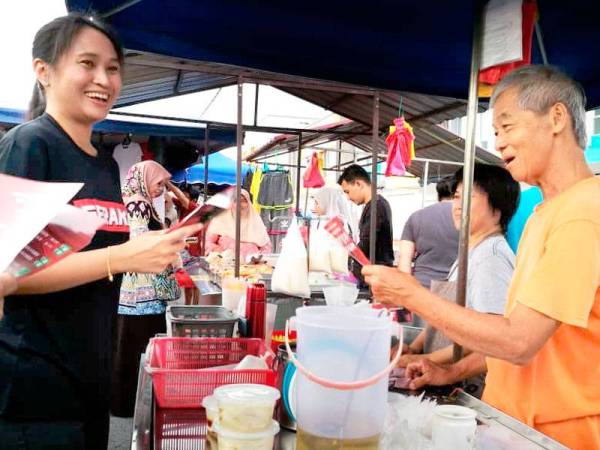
left=145, top=337, right=276, bottom=409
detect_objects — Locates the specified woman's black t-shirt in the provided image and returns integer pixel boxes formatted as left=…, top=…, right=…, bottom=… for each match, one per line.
left=0, top=114, right=129, bottom=420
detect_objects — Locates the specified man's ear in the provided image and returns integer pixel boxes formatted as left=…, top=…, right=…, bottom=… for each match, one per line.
left=549, top=102, right=570, bottom=137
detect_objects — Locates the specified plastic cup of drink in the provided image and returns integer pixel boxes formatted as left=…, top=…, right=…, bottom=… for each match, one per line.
left=214, top=420, right=280, bottom=450
left=221, top=277, right=246, bottom=312
left=214, top=384, right=280, bottom=433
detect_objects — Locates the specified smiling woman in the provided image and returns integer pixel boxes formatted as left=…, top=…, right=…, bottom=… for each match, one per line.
left=0, top=13, right=203, bottom=450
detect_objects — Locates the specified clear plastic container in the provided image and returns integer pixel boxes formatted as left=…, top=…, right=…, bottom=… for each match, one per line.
left=432, top=405, right=477, bottom=450
left=202, top=395, right=218, bottom=433
left=294, top=306, right=392, bottom=442
left=221, top=277, right=247, bottom=312
left=322, top=284, right=359, bottom=306
left=214, top=420, right=280, bottom=450
left=214, top=383, right=280, bottom=433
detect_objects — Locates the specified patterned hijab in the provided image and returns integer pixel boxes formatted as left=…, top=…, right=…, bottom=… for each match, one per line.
left=122, top=161, right=171, bottom=222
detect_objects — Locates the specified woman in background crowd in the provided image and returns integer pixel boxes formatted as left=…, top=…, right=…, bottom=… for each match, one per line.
left=311, top=185, right=360, bottom=240
left=398, top=163, right=519, bottom=397
left=206, top=189, right=272, bottom=260
left=112, top=161, right=182, bottom=417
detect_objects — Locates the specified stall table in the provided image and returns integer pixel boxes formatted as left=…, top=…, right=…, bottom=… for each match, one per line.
left=132, top=355, right=567, bottom=450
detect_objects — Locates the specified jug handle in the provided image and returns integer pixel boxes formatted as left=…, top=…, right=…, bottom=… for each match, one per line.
left=284, top=319, right=403, bottom=391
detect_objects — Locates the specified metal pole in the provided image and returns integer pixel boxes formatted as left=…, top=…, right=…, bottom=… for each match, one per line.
left=453, top=3, right=483, bottom=363
left=203, top=126, right=210, bottom=201
left=99, top=0, right=142, bottom=18
left=421, top=160, right=430, bottom=208
left=234, top=78, right=243, bottom=278
left=253, top=83, right=260, bottom=126
left=336, top=140, right=342, bottom=176
left=109, top=110, right=370, bottom=137
left=369, top=92, right=379, bottom=263
left=534, top=22, right=549, bottom=65
left=296, top=133, right=302, bottom=216
left=418, top=127, right=486, bottom=163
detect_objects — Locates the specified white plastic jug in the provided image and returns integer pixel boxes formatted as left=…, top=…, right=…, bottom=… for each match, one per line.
left=286, top=306, right=402, bottom=449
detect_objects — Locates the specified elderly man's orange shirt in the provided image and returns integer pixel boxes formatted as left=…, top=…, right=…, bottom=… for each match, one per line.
left=483, top=177, right=600, bottom=450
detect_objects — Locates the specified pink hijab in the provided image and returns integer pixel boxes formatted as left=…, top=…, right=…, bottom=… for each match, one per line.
left=122, top=160, right=171, bottom=221
left=207, top=189, right=270, bottom=247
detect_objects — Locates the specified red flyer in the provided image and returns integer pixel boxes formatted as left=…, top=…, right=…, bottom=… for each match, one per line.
left=169, top=187, right=234, bottom=233
left=0, top=175, right=104, bottom=278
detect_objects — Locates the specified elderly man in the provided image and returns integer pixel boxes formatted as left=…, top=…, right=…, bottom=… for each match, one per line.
left=363, top=65, right=600, bottom=450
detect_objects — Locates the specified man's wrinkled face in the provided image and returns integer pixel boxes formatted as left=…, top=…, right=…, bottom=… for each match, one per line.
left=492, top=88, right=554, bottom=184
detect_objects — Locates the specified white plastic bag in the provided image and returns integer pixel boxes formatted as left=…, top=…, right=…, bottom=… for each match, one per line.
left=272, top=218, right=310, bottom=298
left=329, top=239, right=349, bottom=274
left=309, top=226, right=333, bottom=272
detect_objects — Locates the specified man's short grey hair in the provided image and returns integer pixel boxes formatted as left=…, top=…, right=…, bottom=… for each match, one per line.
left=490, top=65, right=587, bottom=149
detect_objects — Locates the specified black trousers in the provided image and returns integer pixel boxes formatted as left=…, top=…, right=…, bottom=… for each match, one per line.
left=0, top=413, right=108, bottom=450
left=110, top=313, right=166, bottom=417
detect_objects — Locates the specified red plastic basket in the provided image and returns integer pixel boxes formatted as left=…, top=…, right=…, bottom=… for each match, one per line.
left=145, top=337, right=277, bottom=409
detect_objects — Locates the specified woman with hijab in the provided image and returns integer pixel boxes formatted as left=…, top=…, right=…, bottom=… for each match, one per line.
left=112, top=160, right=182, bottom=417
left=206, top=189, right=272, bottom=260
left=311, top=185, right=360, bottom=240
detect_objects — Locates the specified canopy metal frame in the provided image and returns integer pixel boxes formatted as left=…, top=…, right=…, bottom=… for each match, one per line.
left=99, top=2, right=487, bottom=310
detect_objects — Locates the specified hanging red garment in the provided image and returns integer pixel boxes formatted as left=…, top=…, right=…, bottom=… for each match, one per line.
left=385, top=117, right=415, bottom=177
left=303, top=152, right=326, bottom=188
left=140, top=141, right=155, bottom=161
left=479, top=0, right=538, bottom=86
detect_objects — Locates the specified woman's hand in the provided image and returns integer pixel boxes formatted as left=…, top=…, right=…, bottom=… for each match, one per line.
left=165, top=181, right=190, bottom=210
left=113, top=224, right=203, bottom=274
left=362, top=265, right=426, bottom=309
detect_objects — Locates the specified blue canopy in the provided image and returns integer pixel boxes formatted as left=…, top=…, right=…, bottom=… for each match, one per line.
left=0, top=107, right=236, bottom=149
left=173, top=151, right=250, bottom=185
left=0, top=108, right=25, bottom=125
left=66, top=0, right=600, bottom=109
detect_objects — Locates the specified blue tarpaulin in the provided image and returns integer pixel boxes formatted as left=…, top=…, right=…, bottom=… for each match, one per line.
left=0, top=107, right=236, bottom=149
left=0, top=108, right=25, bottom=125
left=172, top=151, right=250, bottom=185
left=66, top=0, right=600, bottom=109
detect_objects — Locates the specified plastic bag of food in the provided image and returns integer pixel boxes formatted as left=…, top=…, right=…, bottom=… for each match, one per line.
left=309, top=226, right=333, bottom=273
left=272, top=218, right=310, bottom=298
left=329, top=239, right=349, bottom=274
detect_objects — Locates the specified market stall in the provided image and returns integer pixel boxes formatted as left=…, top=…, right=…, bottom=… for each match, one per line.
left=62, top=1, right=600, bottom=449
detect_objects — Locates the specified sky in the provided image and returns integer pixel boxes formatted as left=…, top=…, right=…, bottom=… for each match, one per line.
left=0, top=1, right=68, bottom=109
left=0, top=0, right=336, bottom=153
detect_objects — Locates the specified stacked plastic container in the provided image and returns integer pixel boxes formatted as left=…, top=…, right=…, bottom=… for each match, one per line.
left=210, top=383, right=281, bottom=449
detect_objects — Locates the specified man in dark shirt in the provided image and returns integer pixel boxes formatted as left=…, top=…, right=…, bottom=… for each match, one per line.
left=338, top=165, right=394, bottom=286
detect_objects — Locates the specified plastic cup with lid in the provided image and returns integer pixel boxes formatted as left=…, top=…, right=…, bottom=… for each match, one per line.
left=214, top=383, right=281, bottom=433
left=432, top=405, right=478, bottom=450
left=202, top=395, right=218, bottom=433
left=214, top=420, right=280, bottom=450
